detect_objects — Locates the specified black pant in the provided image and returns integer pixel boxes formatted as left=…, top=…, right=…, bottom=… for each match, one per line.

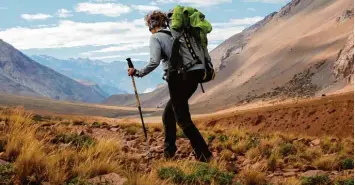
left=162, top=69, right=212, bottom=162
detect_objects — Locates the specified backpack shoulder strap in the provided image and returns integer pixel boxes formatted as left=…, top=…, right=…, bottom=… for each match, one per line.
left=156, top=30, right=172, bottom=61
left=157, top=30, right=172, bottom=37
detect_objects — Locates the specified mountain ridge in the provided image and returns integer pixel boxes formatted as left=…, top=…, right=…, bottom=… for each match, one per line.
left=105, top=0, right=354, bottom=111
left=0, top=39, right=106, bottom=103
left=31, top=55, right=164, bottom=95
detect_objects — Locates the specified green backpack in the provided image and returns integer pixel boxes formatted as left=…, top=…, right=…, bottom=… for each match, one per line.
left=167, top=6, right=216, bottom=85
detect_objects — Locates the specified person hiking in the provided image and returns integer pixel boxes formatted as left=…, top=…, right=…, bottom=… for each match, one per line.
left=127, top=10, right=212, bottom=162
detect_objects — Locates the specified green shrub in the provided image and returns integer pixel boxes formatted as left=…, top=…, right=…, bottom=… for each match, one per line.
left=185, top=163, right=233, bottom=185
left=301, top=175, right=331, bottom=185
left=52, top=133, right=96, bottom=148
left=207, top=135, right=216, bottom=144
left=0, top=164, right=14, bottom=184
left=247, top=134, right=260, bottom=149
left=279, top=143, right=297, bottom=156
left=219, top=135, right=228, bottom=142
left=267, top=154, right=277, bottom=171
left=158, top=167, right=185, bottom=184
left=64, top=177, right=93, bottom=185
left=124, top=125, right=141, bottom=135
left=334, top=178, right=354, bottom=185
left=73, top=120, right=85, bottom=126
left=91, top=122, right=101, bottom=128
left=157, top=163, right=233, bottom=185
left=341, top=158, right=354, bottom=170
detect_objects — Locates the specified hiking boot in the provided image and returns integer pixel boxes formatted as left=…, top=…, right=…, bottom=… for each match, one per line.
left=182, top=124, right=212, bottom=162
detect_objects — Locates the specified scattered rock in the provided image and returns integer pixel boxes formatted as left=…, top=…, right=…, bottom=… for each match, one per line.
left=110, top=127, right=119, bottom=132
left=283, top=171, right=296, bottom=177
left=301, top=170, right=327, bottom=177
left=0, top=159, right=8, bottom=165
left=85, top=127, right=93, bottom=134
left=242, top=159, right=252, bottom=166
left=0, top=152, right=6, bottom=160
left=150, top=146, right=163, bottom=153
left=148, top=138, right=156, bottom=144
left=226, top=162, right=238, bottom=174
left=331, top=171, right=339, bottom=175
left=301, top=165, right=317, bottom=171
left=88, top=173, right=127, bottom=185
left=283, top=168, right=299, bottom=172
left=311, top=139, right=321, bottom=146
left=237, top=155, right=246, bottom=162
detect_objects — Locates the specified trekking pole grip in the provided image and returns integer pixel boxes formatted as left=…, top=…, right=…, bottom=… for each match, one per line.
left=126, top=58, right=134, bottom=68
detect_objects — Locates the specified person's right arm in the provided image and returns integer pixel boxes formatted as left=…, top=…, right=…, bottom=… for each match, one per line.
left=134, top=36, right=162, bottom=77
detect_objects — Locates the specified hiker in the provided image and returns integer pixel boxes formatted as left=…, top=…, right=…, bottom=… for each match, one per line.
left=127, top=10, right=212, bottom=162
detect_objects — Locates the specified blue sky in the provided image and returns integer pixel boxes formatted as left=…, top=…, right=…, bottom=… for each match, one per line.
left=0, top=0, right=289, bottom=62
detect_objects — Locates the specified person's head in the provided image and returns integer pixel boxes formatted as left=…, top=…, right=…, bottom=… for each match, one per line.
left=144, top=10, right=168, bottom=34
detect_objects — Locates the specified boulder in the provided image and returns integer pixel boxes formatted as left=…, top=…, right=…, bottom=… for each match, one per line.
left=88, top=173, right=127, bottom=185
left=311, top=139, right=321, bottom=146
left=301, top=170, right=327, bottom=177
left=283, top=171, right=296, bottom=177
left=0, top=159, right=8, bottom=165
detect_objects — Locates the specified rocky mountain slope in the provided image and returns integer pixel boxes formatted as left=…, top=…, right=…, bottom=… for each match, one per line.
left=106, top=0, right=354, bottom=110
left=104, top=83, right=169, bottom=107
left=31, top=55, right=164, bottom=95
left=0, top=40, right=106, bottom=103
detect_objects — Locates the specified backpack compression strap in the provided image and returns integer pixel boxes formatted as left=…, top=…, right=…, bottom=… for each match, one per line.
left=182, top=31, right=203, bottom=71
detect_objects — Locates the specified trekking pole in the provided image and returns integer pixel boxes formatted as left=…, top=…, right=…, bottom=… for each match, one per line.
left=126, top=58, right=151, bottom=158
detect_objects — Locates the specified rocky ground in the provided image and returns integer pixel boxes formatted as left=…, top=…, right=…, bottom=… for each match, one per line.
left=0, top=92, right=353, bottom=185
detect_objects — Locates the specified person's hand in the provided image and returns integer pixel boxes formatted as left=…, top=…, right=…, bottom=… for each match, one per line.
left=127, top=68, right=136, bottom=76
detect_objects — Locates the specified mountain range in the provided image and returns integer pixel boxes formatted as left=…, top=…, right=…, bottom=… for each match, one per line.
left=0, top=39, right=106, bottom=103
left=31, top=55, right=164, bottom=95
left=106, top=0, right=354, bottom=111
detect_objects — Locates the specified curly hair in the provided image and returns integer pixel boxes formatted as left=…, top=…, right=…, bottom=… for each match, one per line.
left=144, top=10, right=168, bottom=29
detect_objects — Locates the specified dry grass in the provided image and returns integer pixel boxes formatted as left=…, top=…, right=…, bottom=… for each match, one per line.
left=278, top=177, right=301, bottom=185
left=232, top=140, right=249, bottom=154
left=313, top=155, right=340, bottom=171
left=0, top=107, right=123, bottom=184
left=0, top=107, right=353, bottom=185
left=239, top=168, right=267, bottom=185
left=246, top=147, right=261, bottom=160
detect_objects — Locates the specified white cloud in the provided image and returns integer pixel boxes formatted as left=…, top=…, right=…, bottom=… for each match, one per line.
left=212, top=16, right=263, bottom=27
left=154, top=0, right=231, bottom=6
left=143, top=88, right=155, bottom=93
left=242, top=0, right=289, bottom=3
left=132, top=5, right=160, bottom=13
left=75, top=3, right=131, bottom=17
left=90, top=54, right=122, bottom=60
left=21, top=13, right=52, bottom=21
left=208, top=26, right=245, bottom=41
left=90, top=42, right=149, bottom=53
left=207, top=16, right=264, bottom=47
left=207, top=44, right=218, bottom=51
left=0, top=19, right=150, bottom=50
left=131, top=52, right=149, bottom=56
left=92, top=0, right=116, bottom=2
left=0, top=15, right=264, bottom=61
left=56, top=9, right=73, bottom=18
left=247, top=8, right=256, bottom=11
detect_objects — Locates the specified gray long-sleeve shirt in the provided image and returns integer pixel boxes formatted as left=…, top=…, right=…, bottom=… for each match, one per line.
left=135, top=28, right=207, bottom=78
